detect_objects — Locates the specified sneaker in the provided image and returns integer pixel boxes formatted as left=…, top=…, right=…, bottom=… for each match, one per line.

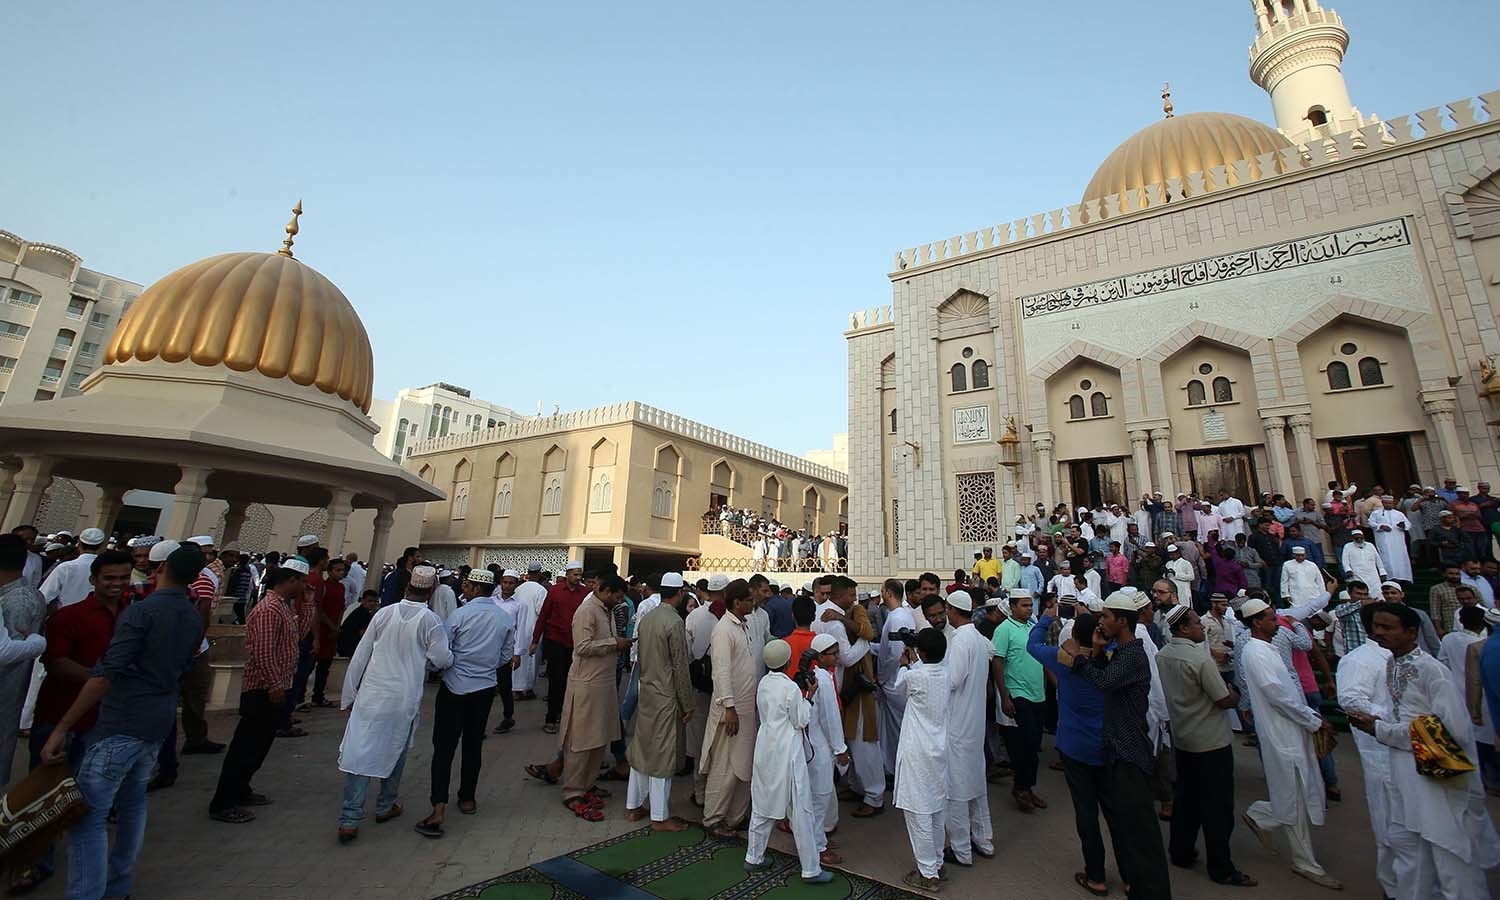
left=801, top=871, right=833, bottom=884
left=493, top=719, right=515, bottom=734
left=903, top=870, right=942, bottom=892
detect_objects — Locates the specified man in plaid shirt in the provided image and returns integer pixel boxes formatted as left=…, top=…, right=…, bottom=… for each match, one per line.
left=208, top=557, right=310, bottom=824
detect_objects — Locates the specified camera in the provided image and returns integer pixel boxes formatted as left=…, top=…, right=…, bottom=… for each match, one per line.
left=891, top=627, right=920, bottom=648
left=791, top=648, right=821, bottom=692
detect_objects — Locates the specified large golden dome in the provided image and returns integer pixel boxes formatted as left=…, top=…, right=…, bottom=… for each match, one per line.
left=105, top=245, right=375, bottom=413
left=1083, top=111, right=1292, bottom=204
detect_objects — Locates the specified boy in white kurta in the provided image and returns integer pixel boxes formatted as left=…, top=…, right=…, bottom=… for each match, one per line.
left=894, top=628, right=950, bottom=892
left=743, top=640, right=831, bottom=884
left=806, top=634, right=848, bottom=862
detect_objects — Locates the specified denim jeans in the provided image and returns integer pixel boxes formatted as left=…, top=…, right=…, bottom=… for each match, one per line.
left=26, top=723, right=89, bottom=879
left=339, top=749, right=407, bottom=829
left=69, top=733, right=160, bottom=900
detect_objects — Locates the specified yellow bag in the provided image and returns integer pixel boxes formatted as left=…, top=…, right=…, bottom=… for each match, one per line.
left=1410, top=714, right=1476, bottom=780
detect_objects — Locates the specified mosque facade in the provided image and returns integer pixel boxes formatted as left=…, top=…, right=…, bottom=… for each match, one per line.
left=845, top=2, right=1500, bottom=577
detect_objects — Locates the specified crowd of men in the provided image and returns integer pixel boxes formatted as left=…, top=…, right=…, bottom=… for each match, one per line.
left=6, top=475, right=1500, bottom=899
left=709, top=505, right=849, bottom=572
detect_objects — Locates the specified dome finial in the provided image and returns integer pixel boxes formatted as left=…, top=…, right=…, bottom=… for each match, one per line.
left=278, top=200, right=303, bottom=258
left=1162, top=82, right=1174, bottom=119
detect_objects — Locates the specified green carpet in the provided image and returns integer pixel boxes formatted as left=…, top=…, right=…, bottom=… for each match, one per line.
left=432, top=825, right=925, bottom=900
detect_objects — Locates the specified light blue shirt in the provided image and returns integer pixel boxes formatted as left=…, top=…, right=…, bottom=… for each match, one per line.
left=1019, top=564, right=1045, bottom=597
left=1461, top=572, right=1496, bottom=607
left=441, top=598, right=514, bottom=695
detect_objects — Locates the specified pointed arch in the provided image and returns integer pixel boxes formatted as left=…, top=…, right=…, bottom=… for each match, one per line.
left=653, top=442, right=683, bottom=475
left=452, top=457, right=471, bottom=483
left=495, top=452, right=516, bottom=478
left=541, top=444, right=567, bottom=473
left=588, top=437, right=617, bottom=467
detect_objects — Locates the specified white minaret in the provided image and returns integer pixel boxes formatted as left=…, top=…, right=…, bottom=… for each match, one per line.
left=1248, top=0, right=1373, bottom=145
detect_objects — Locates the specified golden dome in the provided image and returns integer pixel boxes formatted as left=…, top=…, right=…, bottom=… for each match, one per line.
left=1082, top=111, right=1293, bottom=204
left=105, top=249, right=375, bottom=413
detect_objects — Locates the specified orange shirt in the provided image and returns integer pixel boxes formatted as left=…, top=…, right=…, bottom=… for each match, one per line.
left=783, top=628, right=817, bottom=676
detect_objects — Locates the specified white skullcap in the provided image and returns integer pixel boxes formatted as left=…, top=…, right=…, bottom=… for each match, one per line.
left=1238, top=598, right=1271, bottom=620
left=79, top=528, right=107, bottom=546
left=565, top=560, right=583, bottom=571
left=1143, top=541, right=1156, bottom=548
left=983, top=596, right=1006, bottom=609
left=1337, top=590, right=1351, bottom=600
left=706, top=574, right=729, bottom=591
left=1290, top=545, right=1306, bottom=554
left=1380, top=581, right=1403, bottom=592
left=147, top=539, right=181, bottom=562
left=1008, top=589, right=1033, bottom=600
left=762, top=638, right=792, bottom=669
left=810, top=634, right=838, bottom=653
left=439, top=569, right=455, bottom=578
left=946, top=590, right=973, bottom=612
left=466, top=568, right=494, bottom=585
left=1485, top=607, right=1500, bottom=626
left=1102, top=590, right=1137, bottom=611
left=1133, top=594, right=1152, bottom=611
left=501, top=569, right=521, bottom=579
left=1166, top=543, right=1180, bottom=552
left=526, top=561, right=543, bottom=572
left=125, top=537, right=138, bottom=548
left=409, top=565, right=438, bottom=589
left=281, top=557, right=311, bottom=575
left=43, top=542, right=65, bottom=553
left=296, top=534, right=320, bottom=548
left=188, top=534, right=214, bottom=547
left=662, top=572, right=686, bottom=589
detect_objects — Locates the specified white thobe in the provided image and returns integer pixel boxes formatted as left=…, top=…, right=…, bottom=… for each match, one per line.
left=1368, top=509, right=1413, bottom=582
left=943, top=624, right=994, bottom=862
left=1136, top=623, right=1170, bottom=748
left=746, top=606, right=770, bottom=677
left=1341, top=540, right=1385, bottom=592
left=745, top=672, right=820, bottom=879
left=1132, top=509, right=1153, bottom=541
left=1375, top=650, right=1500, bottom=899
left=430, top=584, right=458, bottom=623
left=1241, top=638, right=1324, bottom=824
left=1216, top=497, right=1246, bottom=540
left=877, top=604, right=917, bottom=775
left=1335, top=640, right=1398, bottom=898
left=1047, top=574, right=1077, bottom=601
left=1109, top=513, right=1130, bottom=546
left=509, top=581, right=546, bottom=692
left=22, top=553, right=42, bottom=590
left=807, top=666, right=845, bottom=841
left=1280, top=559, right=1325, bottom=605
left=1165, top=558, right=1193, bottom=607
left=39, top=553, right=98, bottom=608
left=343, top=562, right=366, bottom=605
left=894, top=661, right=950, bottom=880
left=338, top=600, right=452, bottom=777
left=812, top=599, right=878, bottom=805
left=1437, top=631, right=1495, bottom=746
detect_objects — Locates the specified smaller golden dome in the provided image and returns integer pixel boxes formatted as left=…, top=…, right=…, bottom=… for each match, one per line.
left=1083, top=111, right=1293, bottom=204
left=105, top=250, right=375, bottom=413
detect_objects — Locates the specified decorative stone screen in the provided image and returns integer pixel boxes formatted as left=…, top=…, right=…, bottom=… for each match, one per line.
left=955, top=472, right=998, bottom=543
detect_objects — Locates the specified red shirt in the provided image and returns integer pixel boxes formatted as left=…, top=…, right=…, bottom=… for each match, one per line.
left=243, top=594, right=299, bottom=692
left=35, top=593, right=123, bottom=732
left=782, top=628, right=817, bottom=676
left=535, top=581, right=589, bottom=648
left=314, top=580, right=345, bottom=660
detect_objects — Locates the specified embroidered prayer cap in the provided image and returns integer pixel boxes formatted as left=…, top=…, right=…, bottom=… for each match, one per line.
left=1161, top=604, right=1190, bottom=629
left=465, top=568, right=494, bottom=585
left=501, top=569, right=521, bottom=579
left=409, top=565, right=438, bottom=589
left=763, top=639, right=792, bottom=670
left=281, top=556, right=310, bottom=575
left=1102, top=591, right=1137, bottom=611
left=1290, top=546, right=1306, bottom=555
left=296, top=534, right=320, bottom=548
left=706, top=574, right=729, bottom=591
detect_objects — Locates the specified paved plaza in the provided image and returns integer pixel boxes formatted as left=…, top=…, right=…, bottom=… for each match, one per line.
left=22, top=665, right=1500, bottom=899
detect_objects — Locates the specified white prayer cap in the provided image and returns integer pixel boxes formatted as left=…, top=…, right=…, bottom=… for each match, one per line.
left=1290, top=545, right=1306, bottom=555
left=1338, top=590, right=1351, bottom=600
left=501, top=569, right=521, bottom=579
left=946, top=590, right=973, bottom=612
left=1021, top=551, right=1035, bottom=560
left=1166, top=543, right=1179, bottom=552
left=147, top=539, right=180, bottom=562
left=802, top=581, right=814, bottom=592
left=43, top=542, right=65, bottom=553
left=188, top=534, right=214, bottom=547
left=55, top=531, right=73, bottom=539
left=79, top=528, right=107, bottom=546
left=762, top=639, right=792, bottom=670
left=409, top=565, right=438, bottom=589
left=662, top=572, right=686, bottom=589
left=1102, top=591, right=1136, bottom=611
left=983, top=596, right=1006, bottom=610
left=1133, top=594, right=1153, bottom=611
left=1161, top=604, right=1190, bottom=629
left=1485, top=607, right=1500, bottom=626
left=1380, top=581, right=1404, bottom=592
left=1143, top=542, right=1156, bottom=548
left=1455, top=485, right=1470, bottom=492
left=126, top=537, right=138, bottom=548
left=281, top=557, right=310, bottom=575
left=465, top=568, right=494, bottom=585
left=1160, top=531, right=1175, bottom=539
left=1076, top=506, right=1088, bottom=515
left=1008, top=589, right=1034, bottom=600
left=526, top=561, right=543, bottom=572
left=706, top=574, right=729, bottom=591
left=768, top=581, right=779, bottom=590
left=439, top=569, right=455, bottom=578
left=810, top=634, right=838, bottom=653
left=296, top=534, right=320, bottom=548
left=565, top=560, right=583, bottom=571
left=1238, top=598, right=1271, bottom=620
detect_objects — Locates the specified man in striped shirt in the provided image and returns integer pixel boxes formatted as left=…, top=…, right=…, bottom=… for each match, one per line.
left=208, top=557, right=309, bottom=824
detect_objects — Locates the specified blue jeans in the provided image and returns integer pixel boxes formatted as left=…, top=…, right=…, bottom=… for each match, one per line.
left=26, top=724, right=89, bottom=879
left=339, top=749, right=407, bottom=829
left=69, top=734, right=159, bottom=900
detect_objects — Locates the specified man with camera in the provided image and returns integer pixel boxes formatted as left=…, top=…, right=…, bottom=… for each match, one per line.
left=877, top=578, right=918, bottom=778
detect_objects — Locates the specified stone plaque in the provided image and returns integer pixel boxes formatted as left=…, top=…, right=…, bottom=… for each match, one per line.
left=1201, top=411, right=1229, bottom=443
left=954, top=405, right=991, bottom=444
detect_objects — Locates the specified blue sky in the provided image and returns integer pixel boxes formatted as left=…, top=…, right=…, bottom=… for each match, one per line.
left=4, top=1, right=1492, bottom=455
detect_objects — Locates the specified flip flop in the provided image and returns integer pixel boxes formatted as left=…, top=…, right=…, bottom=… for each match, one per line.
left=564, top=797, right=605, bottom=822
left=413, top=818, right=444, bottom=838
left=1074, top=871, right=1109, bottom=897
left=525, top=764, right=559, bottom=785
left=458, top=801, right=476, bottom=815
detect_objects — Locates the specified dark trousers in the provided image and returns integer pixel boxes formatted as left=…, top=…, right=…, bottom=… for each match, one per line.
left=430, top=684, right=495, bottom=804
left=312, top=658, right=334, bottom=704
left=999, top=696, right=1044, bottom=791
left=279, top=635, right=315, bottom=728
left=180, top=651, right=212, bottom=745
left=210, top=690, right=280, bottom=813
left=1060, top=751, right=1127, bottom=885
left=543, top=640, right=573, bottom=724
left=1103, top=758, right=1173, bottom=900
left=1170, top=745, right=1237, bottom=880
left=496, top=664, right=515, bottom=723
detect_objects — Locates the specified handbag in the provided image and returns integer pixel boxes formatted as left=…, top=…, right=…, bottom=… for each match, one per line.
left=0, top=762, right=89, bottom=876
left=689, top=653, right=713, bottom=694
left=1410, top=714, right=1476, bottom=779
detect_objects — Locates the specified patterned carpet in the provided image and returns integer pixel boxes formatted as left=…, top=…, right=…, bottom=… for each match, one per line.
left=432, top=825, right=925, bottom=900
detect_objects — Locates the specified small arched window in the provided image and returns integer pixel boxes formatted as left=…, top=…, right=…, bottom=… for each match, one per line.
left=888, top=409, right=898, bottom=434
left=1327, top=361, right=1352, bottom=390
left=1307, top=106, right=1329, bottom=127
left=1090, top=392, right=1109, bottom=417
left=1357, top=356, right=1384, bottom=386
left=1212, top=376, right=1233, bottom=403
left=971, top=359, right=990, bottom=389
left=1186, top=380, right=1206, bottom=406
left=1068, top=395, right=1086, bottom=420
left=950, top=363, right=967, bottom=393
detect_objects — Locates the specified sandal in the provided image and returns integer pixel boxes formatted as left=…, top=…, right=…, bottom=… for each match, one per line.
left=564, top=796, right=605, bottom=821
left=458, top=800, right=476, bottom=815
left=525, top=764, right=559, bottom=785
left=542, top=722, right=558, bottom=734
left=209, top=807, right=256, bottom=824
left=1074, top=871, right=1109, bottom=897
left=776, top=819, right=793, bottom=834
left=598, top=768, right=629, bottom=782
left=275, top=727, right=309, bottom=738
left=413, top=817, right=444, bottom=838
left=585, top=786, right=612, bottom=799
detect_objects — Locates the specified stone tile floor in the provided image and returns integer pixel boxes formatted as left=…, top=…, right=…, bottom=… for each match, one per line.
left=22, top=674, right=1500, bottom=899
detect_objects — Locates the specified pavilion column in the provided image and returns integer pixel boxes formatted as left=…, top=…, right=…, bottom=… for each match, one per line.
left=612, top=545, right=631, bottom=574
left=0, top=465, right=17, bottom=529
left=164, top=465, right=213, bottom=539
left=1128, top=429, right=1153, bottom=496
left=1421, top=393, right=1472, bottom=486
left=324, top=488, right=356, bottom=557
left=1150, top=427, right=1175, bottom=498
left=1288, top=414, right=1321, bottom=501
left=1260, top=415, right=1294, bottom=496
left=1031, top=432, right=1056, bottom=513
left=94, top=484, right=127, bottom=533
left=366, top=504, right=396, bottom=591
left=1, top=455, right=55, bottom=533
left=221, top=500, right=249, bottom=545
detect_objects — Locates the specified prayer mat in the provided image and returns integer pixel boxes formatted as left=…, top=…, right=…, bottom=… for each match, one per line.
left=431, top=824, right=924, bottom=899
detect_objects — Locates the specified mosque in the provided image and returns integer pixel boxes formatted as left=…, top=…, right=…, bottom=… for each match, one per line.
left=844, top=1, right=1500, bottom=578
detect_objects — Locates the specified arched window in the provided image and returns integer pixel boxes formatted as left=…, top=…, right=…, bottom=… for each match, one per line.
left=1357, top=356, right=1384, bottom=386
left=1186, top=380, right=1206, bottom=406
left=1067, top=395, right=1086, bottom=420
left=392, top=417, right=409, bottom=460
left=542, top=477, right=563, bottom=515
left=439, top=407, right=451, bottom=437
left=889, top=409, right=898, bottom=434
left=1327, top=361, right=1351, bottom=390
left=1307, top=106, right=1329, bottom=127
left=971, top=359, right=990, bottom=389
left=428, top=408, right=440, bottom=437
left=1090, top=392, right=1109, bottom=417
left=950, top=363, right=967, bottom=393
left=1212, top=376, right=1233, bottom=403
left=494, top=484, right=512, bottom=518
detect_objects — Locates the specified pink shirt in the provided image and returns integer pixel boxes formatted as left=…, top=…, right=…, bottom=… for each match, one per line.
left=1106, top=554, right=1130, bottom=585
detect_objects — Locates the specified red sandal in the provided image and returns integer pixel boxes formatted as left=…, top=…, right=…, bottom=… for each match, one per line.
left=564, top=796, right=605, bottom=821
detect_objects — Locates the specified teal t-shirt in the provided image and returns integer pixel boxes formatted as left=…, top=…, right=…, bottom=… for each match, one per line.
left=991, top=617, right=1045, bottom=702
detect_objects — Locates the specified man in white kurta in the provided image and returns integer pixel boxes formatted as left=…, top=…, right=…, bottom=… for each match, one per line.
left=893, top=630, right=950, bottom=890
left=1368, top=498, right=1413, bottom=583
left=806, top=635, right=847, bottom=855
left=1165, top=545, right=1194, bottom=607
left=1334, top=615, right=1398, bottom=898
left=942, top=591, right=994, bottom=865
left=1217, top=494, right=1247, bottom=541
left=1341, top=532, right=1386, bottom=595
left=509, top=577, right=547, bottom=694
left=876, top=580, right=917, bottom=776
left=1280, top=546, right=1325, bottom=605
left=1237, top=598, right=1338, bottom=889
left=743, top=640, right=830, bottom=883
left=1352, top=606, right=1500, bottom=900
left=337, top=566, right=453, bottom=836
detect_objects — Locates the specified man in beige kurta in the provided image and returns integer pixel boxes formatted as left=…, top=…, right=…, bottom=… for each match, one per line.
left=558, top=577, right=631, bottom=804
left=700, top=580, right=758, bottom=837
left=626, top=590, right=693, bottom=830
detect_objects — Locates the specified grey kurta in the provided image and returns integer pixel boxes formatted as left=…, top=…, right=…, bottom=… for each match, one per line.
left=627, top=604, right=694, bottom=777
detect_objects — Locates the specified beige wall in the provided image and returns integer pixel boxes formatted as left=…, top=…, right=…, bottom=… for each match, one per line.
left=1297, top=316, right=1427, bottom=439
left=1046, top=359, right=1129, bottom=462
left=1160, top=339, right=1262, bottom=452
